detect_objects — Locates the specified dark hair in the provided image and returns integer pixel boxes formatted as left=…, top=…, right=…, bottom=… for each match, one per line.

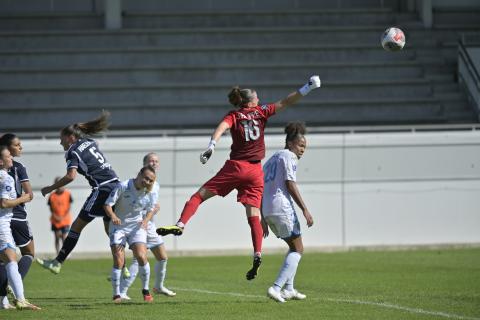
left=61, top=111, right=110, bottom=138
left=228, top=86, right=256, bottom=108
left=284, top=121, right=306, bottom=148
left=140, top=165, right=156, bottom=176
left=142, top=152, right=158, bottom=166
left=0, top=133, right=17, bottom=147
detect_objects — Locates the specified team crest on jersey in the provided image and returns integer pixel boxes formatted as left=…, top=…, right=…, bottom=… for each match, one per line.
left=261, top=104, right=268, bottom=110
left=5, top=186, right=11, bottom=191
left=292, top=164, right=297, bottom=172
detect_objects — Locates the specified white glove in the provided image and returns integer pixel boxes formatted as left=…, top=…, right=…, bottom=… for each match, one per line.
left=298, top=75, right=321, bottom=96
left=200, top=139, right=216, bottom=164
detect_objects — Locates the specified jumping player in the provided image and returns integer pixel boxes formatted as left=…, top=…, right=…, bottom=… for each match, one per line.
left=104, top=166, right=157, bottom=303
left=119, top=153, right=175, bottom=299
left=36, top=111, right=120, bottom=274
left=158, top=75, right=321, bottom=280
left=262, top=122, right=313, bottom=303
left=0, top=134, right=36, bottom=306
left=0, top=145, right=40, bottom=310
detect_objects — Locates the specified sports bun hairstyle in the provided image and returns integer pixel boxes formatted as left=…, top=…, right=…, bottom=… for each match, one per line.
left=285, top=121, right=306, bottom=147
left=61, top=110, right=111, bottom=138
left=228, top=86, right=256, bottom=108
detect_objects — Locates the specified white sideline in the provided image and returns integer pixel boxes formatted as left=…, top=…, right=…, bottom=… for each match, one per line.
left=173, top=288, right=480, bottom=320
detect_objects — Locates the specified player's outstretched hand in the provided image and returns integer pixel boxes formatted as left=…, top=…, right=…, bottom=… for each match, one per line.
left=200, top=149, right=213, bottom=164
left=299, top=75, right=321, bottom=96
left=199, top=139, right=216, bottom=164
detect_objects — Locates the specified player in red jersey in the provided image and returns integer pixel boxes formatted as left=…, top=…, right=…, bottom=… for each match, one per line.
left=157, top=75, right=321, bottom=280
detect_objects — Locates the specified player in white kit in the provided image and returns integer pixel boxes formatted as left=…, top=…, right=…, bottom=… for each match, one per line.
left=261, top=122, right=313, bottom=303
left=0, top=145, right=39, bottom=310
left=104, top=165, right=157, bottom=303
left=119, top=153, right=175, bottom=299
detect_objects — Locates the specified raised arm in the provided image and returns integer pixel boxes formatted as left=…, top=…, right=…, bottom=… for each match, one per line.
left=41, top=168, right=77, bottom=197
left=275, top=75, right=321, bottom=113
left=199, top=120, right=231, bottom=164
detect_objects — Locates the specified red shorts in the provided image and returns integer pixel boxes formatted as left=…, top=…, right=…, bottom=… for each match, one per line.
left=203, top=160, right=264, bottom=208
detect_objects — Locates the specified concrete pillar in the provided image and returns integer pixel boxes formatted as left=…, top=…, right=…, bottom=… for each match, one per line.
left=104, top=0, right=122, bottom=30
left=417, top=0, right=433, bottom=29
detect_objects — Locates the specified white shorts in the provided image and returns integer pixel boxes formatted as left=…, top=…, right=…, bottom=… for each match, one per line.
left=264, top=211, right=301, bottom=239
left=0, top=218, right=15, bottom=252
left=109, top=223, right=147, bottom=247
left=146, top=220, right=164, bottom=249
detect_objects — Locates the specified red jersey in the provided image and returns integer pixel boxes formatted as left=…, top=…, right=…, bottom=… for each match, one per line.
left=223, top=104, right=276, bottom=161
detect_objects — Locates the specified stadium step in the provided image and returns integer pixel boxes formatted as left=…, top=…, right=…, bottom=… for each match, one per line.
left=0, top=12, right=103, bottom=31
left=0, top=79, right=436, bottom=105
left=0, top=45, right=419, bottom=69
left=0, top=98, right=451, bottom=132
left=0, top=62, right=429, bottom=87
left=0, top=27, right=465, bottom=50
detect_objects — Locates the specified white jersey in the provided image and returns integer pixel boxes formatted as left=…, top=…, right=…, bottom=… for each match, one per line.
left=105, top=179, right=156, bottom=226
left=262, top=149, right=298, bottom=217
left=0, top=169, right=17, bottom=220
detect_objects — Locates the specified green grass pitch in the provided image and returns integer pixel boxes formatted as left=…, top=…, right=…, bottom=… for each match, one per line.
left=2, top=248, right=480, bottom=319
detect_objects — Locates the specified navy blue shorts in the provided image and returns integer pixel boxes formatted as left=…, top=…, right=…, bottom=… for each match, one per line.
left=10, top=219, right=33, bottom=247
left=78, top=181, right=119, bottom=223
left=51, top=224, right=70, bottom=234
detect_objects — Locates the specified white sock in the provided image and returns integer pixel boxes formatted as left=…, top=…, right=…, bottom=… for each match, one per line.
left=111, top=268, right=122, bottom=296
left=285, top=252, right=302, bottom=291
left=138, top=262, right=151, bottom=291
left=1, top=295, right=9, bottom=305
left=120, top=258, right=139, bottom=295
left=273, top=251, right=301, bottom=290
left=6, top=262, right=25, bottom=301
left=154, top=259, right=167, bottom=289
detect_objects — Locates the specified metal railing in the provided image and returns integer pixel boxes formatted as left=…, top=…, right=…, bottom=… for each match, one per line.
left=458, top=33, right=480, bottom=117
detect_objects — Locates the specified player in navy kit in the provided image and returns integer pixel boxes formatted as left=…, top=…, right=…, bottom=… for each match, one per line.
left=37, top=111, right=120, bottom=274
left=158, top=76, right=321, bottom=280
left=0, top=134, right=36, bottom=303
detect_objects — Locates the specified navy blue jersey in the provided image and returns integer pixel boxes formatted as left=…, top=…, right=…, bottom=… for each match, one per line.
left=8, top=160, right=29, bottom=220
left=65, top=138, right=118, bottom=188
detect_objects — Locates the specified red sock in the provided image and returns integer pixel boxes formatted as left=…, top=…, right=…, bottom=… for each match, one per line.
left=247, top=216, right=263, bottom=255
left=178, top=192, right=204, bottom=225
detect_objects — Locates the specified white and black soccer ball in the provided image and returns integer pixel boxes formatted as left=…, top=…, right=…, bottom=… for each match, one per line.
left=381, top=27, right=406, bottom=52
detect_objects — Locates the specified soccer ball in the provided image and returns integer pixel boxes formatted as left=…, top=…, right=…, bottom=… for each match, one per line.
left=381, top=27, right=406, bottom=51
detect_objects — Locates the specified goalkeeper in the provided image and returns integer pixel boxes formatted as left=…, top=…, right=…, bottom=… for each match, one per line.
left=157, top=75, right=321, bottom=280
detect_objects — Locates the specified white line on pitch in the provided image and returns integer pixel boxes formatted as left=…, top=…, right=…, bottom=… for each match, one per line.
left=173, top=287, right=480, bottom=320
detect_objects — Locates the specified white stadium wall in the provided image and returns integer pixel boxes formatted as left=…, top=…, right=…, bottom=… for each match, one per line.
left=20, top=131, right=480, bottom=256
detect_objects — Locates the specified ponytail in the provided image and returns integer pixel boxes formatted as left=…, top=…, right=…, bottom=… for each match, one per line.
left=61, top=111, right=110, bottom=138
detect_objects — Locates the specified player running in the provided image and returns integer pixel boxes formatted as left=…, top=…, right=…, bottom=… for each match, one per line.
left=158, top=75, right=321, bottom=280
left=0, top=145, right=40, bottom=310
left=0, top=134, right=36, bottom=307
left=36, top=111, right=120, bottom=274
left=119, top=153, right=175, bottom=299
left=262, top=122, right=313, bottom=303
left=104, top=166, right=157, bottom=303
